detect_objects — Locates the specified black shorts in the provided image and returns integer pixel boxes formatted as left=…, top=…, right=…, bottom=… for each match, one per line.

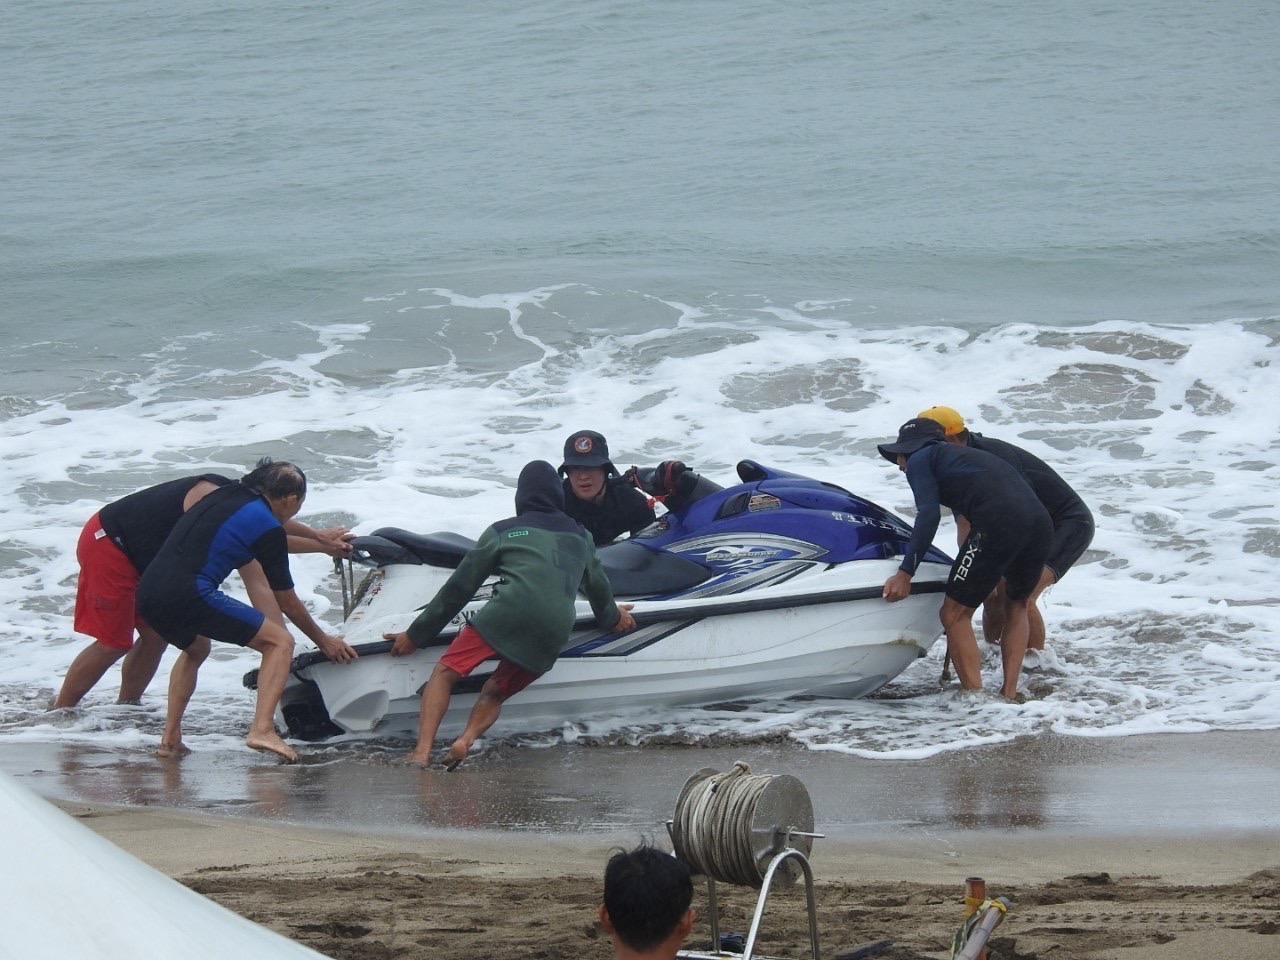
left=1046, top=510, right=1095, bottom=581
left=141, top=591, right=266, bottom=650
left=947, top=513, right=1052, bottom=608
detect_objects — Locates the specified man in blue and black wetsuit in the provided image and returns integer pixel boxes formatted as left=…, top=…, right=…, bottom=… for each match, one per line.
left=878, top=418, right=1052, bottom=699
left=919, top=405, right=1095, bottom=665
left=138, top=458, right=357, bottom=762
left=53, top=473, right=353, bottom=709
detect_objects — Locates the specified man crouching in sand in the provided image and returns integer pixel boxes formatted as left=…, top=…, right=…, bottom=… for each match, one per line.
left=600, top=844, right=696, bottom=960
left=384, top=460, right=635, bottom=768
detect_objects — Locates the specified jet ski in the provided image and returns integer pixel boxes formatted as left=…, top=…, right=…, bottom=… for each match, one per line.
left=254, top=460, right=951, bottom=741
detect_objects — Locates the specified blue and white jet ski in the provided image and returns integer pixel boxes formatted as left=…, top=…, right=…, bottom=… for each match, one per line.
left=261, top=460, right=951, bottom=741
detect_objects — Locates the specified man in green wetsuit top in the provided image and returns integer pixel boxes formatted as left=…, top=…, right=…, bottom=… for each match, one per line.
left=385, top=460, right=636, bottom=768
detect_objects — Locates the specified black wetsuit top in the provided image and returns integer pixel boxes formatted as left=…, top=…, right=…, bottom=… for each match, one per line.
left=967, top=433, right=1093, bottom=525
left=899, top=441, right=1048, bottom=576
left=562, top=477, right=656, bottom=547
left=97, top=474, right=233, bottom=573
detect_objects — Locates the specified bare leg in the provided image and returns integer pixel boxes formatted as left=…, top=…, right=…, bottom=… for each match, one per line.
left=1026, top=602, right=1046, bottom=654
left=245, top=622, right=298, bottom=762
left=53, top=642, right=127, bottom=708
left=117, top=626, right=169, bottom=703
left=407, top=664, right=461, bottom=765
left=939, top=598, right=983, bottom=690
left=980, top=581, right=1007, bottom=646
left=158, top=637, right=209, bottom=757
left=446, top=677, right=508, bottom=769
left=1025, top=567, right=1056, bottom=652
left=999, top=597, right=1032, bottom=698
left=235, top=564, right=296, bottom=759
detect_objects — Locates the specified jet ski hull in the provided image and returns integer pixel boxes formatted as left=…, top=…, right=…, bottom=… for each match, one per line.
left=276, top=557, right=948, bottom=741
left=264, top=461, right=953, bottom=741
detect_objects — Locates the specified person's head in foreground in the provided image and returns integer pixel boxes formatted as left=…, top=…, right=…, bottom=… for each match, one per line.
left=600, top=843, right=695, bottom=960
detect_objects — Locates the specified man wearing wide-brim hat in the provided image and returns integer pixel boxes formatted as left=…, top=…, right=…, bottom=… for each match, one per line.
left=916, top=405, right=1095, bottom=669
left=877, top=418, right=1052, bottom=699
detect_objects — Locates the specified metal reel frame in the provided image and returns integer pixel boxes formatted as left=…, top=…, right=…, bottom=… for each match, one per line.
left=675, top=837, right=822, bottom=960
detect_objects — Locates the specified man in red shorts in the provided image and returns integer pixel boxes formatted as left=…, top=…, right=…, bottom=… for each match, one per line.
left=54, top=473, right=352, bottom=709
left=385, top=460, right=635, bottom=768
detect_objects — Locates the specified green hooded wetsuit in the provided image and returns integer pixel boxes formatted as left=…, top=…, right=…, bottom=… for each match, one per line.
left=405, top=460, right=621, bottom=674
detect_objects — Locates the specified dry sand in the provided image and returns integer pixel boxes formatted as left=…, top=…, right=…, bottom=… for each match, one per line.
left=63, top=801, right=1280, bottom=960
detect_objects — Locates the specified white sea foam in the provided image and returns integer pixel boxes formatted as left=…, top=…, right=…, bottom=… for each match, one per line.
left=1, top=293, right=1277, bottom=760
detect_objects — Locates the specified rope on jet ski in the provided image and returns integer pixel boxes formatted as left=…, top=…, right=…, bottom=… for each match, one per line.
left=670, top=761, right=780, bottom=887
left=622, top=463, right=667, bottom=510
left=622, top=461, right=689, bottom=509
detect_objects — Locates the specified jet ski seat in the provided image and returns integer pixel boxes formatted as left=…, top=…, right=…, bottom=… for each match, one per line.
left=350, top=528, right=478, bottom=568
left=347, top=527, right=710, bottom=599
left=595, top=540, right=712, bottom=598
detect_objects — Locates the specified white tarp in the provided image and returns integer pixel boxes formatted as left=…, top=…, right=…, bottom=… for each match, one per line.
left=0, top=770, right=331, bottom=960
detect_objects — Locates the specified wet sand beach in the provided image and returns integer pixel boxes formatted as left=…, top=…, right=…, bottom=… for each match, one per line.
left=8, top=731, right=1280, bottom=959
left=52, top=800, right=1280, bottom=960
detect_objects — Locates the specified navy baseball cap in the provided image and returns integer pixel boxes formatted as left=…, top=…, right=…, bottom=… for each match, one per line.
left=559, top=430, right=617, bottom=475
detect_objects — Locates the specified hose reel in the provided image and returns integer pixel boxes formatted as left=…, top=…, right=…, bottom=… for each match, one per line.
left=669, top=761, right=824, bottom=959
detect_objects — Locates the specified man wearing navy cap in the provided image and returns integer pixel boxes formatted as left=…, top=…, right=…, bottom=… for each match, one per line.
left=559, top=429, right=656, bottom=546
left=878, top=418, right=1052, bottom=699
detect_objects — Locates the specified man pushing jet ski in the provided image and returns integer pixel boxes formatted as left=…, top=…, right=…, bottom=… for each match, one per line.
left=383, top=460, right=636, bottom=768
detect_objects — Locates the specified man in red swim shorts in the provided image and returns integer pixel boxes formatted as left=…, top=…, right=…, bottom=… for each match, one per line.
left=385, top=460, right=635, bottom=768
left=54, top=473, right=352, bottom=709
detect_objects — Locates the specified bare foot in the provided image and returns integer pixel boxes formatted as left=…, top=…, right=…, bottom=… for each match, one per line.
left=156, top=741, right=191, bottom=759
left=246, top=731, right=299, bottom=763
left=444, top=742, right=468, bottom=771
left=403, top=750, right=433, bottom=766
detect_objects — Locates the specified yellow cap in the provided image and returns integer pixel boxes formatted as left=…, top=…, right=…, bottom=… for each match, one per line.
left=917, top=405, right=966, bottom=436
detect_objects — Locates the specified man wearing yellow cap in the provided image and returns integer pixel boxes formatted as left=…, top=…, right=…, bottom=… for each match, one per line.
left=878, top=418, right=1052, bottom=698
left=917, top=405, right=1095, bottom=666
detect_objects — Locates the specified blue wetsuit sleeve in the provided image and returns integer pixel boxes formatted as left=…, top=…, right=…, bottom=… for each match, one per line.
left=900, top=454, right=942, bottom=576
left=253, top=527, right=293, bottom=591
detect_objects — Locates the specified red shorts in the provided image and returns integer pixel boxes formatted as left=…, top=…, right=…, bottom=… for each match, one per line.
left=73, top=513, right=147, bottom=651
left=439, top=624, right=541, bottom=698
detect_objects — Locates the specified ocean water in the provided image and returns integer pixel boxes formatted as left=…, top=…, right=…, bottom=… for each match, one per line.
left=2, top=1, right=1278, bottom=774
